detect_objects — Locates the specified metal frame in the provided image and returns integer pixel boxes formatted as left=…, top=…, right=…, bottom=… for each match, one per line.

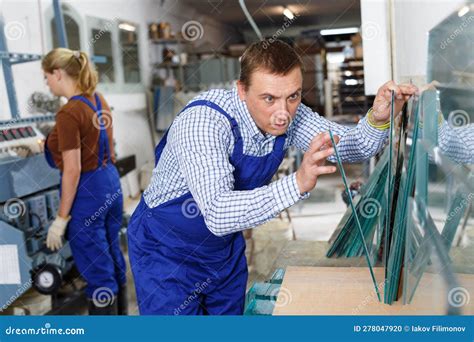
left=0, top=0, right=67, bottom=122
left=53, top=0, right=68, bottom=48
left=0, top=114, right=57, bottom=126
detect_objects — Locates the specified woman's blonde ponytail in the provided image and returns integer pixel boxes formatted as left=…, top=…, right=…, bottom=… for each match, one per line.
left=42, top=48, right=99, bottom=96
left=77, top=51, right=98, bottom=95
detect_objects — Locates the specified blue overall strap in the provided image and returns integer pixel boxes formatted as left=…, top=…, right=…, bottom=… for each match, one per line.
left=154, top=100, right=243, bottom=166
left=94, top=93, right=112, bottom=167
left=69, top=93, right=111, bottom=168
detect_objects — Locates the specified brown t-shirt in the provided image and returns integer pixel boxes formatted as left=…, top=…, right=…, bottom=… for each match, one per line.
left=47, top=93, right=116, bottom=172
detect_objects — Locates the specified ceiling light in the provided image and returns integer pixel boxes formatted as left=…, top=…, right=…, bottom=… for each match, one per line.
left=119, top=23, right=136, bottom=32
left=458, top=5, right=469, bottom=17
left=345, top=79, right=358, bottom=86
left=320, top=27, right=359, bottom=36
left=283, top=8, right=295, bottom=20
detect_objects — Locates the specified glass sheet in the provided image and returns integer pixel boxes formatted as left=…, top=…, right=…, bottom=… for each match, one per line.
left=425, top=9, right=474, bottom=312
left=404, top=197, right=464, bottom=314
left=383, top=91, right=396, bottom=279
left=326, top=149, right=389, bottom=259
left=384, top=96, right=420, bottom=304
left=329, top=130, right=381, bottom=301
left=403, top=73, right=473, bottom=312
left=404, top=138, right=474, bottom=313
left=328, top=3, right=473, bottom=311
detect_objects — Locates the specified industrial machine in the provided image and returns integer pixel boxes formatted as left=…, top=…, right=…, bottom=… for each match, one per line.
left=0, top=0, right=90, bottom=314
left=0, top=122, right=77, bottom=313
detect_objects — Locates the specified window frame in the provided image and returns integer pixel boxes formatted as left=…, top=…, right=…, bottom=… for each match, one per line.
left=118, top=20, right=142, bottom=86
left=45, top=5, right=145, bottom=93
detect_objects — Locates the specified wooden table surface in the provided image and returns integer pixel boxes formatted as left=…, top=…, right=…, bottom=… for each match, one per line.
left=273, top=266, right=474, bottom=315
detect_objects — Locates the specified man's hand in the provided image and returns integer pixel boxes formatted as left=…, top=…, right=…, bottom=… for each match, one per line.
left=371, top=81, right=419, bottom=125
left=295, top=132, right=338, bottom=194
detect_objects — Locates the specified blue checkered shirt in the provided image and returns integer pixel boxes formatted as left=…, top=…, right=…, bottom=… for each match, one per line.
left=142, top=87, right=393, bottom=236
left=438, top=123, right=473, bottom=164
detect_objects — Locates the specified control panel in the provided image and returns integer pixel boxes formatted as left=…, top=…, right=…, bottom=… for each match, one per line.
left=0, top=124, right=45, bottom=155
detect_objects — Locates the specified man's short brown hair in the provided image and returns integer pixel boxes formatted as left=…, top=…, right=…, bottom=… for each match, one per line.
left=239, top=39, right=304, bottom=88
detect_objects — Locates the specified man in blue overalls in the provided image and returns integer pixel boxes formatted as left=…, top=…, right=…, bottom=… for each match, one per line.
left=127, top=40, right=417, bottom=315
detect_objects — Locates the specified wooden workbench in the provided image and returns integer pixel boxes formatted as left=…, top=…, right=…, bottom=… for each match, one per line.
left=273, top=266, right=474, bottom=315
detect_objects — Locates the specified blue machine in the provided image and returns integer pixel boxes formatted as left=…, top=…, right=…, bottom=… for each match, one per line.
left=27, top=195, right=49, bottom=231
left=44, top=190, right=60, bottom=221
left=0, top=0, right=77, bottom=312
left=0, top=123, right=76, bottom=310
left=0, top=0, right=115, bottom=314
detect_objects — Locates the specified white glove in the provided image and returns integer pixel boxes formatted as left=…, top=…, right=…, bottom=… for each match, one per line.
left=46, top=216, right=71, bottom=251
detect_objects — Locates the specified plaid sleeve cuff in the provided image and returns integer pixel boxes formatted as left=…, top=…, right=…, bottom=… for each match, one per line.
left=270, top=172, right=309, bottom=212
left=360, top=116, right=390, bottom=141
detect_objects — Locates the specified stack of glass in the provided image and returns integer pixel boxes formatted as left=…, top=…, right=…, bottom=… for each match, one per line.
left=327, top=5, right=473, bottom=312
left=327, top=87, right=473, bottom=311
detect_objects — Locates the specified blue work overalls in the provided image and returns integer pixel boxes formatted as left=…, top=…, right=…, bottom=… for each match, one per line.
left=44, top=93, right=126, bottom=298
left=127, top=100, right=286, bottom=315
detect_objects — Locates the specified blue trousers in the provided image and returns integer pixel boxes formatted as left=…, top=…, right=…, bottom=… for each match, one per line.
left=67, top=164, right=126, bottom=298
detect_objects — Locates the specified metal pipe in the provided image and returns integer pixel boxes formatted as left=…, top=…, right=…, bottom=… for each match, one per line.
left=238, top=0, right=263, bottom=41
left=53, top=0, right=68, bottom=48
left=0, top=15, right=20, bottom=119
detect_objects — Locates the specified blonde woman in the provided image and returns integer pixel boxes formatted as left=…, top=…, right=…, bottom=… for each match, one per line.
left=42, top=48, right=126, bottom=315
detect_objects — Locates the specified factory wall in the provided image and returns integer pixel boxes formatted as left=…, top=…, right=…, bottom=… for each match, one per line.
left=0, top=0, right=239, bottom=169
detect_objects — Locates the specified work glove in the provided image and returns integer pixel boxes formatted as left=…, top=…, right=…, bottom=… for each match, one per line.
left=46, top=215, right=71, bottom=251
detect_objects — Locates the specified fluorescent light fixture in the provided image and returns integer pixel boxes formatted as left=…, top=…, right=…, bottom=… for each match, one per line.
left=119, top=23, right=136, bottom=32
left=344, top=79, right=358, bottom=86
left=320, top=27, right=359, bottom=36
left=283, top=7, right=295, bottom=20
left=327, top=53, right=345, bottom=64
left=458, top=5, right=469, bottom=17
